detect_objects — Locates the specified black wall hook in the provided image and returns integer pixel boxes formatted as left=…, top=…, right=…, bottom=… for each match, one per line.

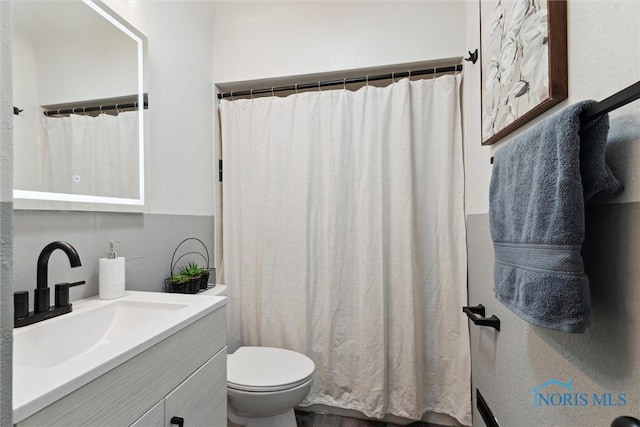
left=464, top=49, right=479, bottom=64
left=13, top=106, right=23, bottom=115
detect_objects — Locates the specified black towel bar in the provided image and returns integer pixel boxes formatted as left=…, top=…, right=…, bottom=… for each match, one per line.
left=477, top=389, right=500, bottom=427
left=489, top=80, right=640, bottom=164
left=463, top=304, right=500, bottom=330
left=612, top=416, right=640, bottom=427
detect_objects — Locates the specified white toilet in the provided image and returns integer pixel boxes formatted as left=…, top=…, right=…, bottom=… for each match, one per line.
left=227, top=346, right=315, bottom=427
left=200, top=286, right=315, bottom=427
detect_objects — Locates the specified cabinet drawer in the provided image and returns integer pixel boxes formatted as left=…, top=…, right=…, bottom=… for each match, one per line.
left=165, top=348, right=227, bottom=427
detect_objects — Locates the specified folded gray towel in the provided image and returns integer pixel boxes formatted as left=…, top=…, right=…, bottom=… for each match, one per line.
left=490, top=101, right=624, bottom=333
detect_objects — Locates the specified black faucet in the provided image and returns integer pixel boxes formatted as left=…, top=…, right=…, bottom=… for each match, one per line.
left=14, top=241, right=86, bottom=328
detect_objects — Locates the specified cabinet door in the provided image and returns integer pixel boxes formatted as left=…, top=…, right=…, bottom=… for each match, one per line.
left=130, top=400, right=164, bottom=427
left=164, top=347, right=227, bottom=427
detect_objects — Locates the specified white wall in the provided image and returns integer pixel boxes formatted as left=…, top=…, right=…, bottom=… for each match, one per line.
left=212, top=1, right=466, bottom=84
left=105, top=0, right=216, bottom=216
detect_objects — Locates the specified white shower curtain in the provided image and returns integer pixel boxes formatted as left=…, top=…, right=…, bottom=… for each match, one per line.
left=40, top=111, right=139, bottom=198
left=219, top=74, right=471, bottom=425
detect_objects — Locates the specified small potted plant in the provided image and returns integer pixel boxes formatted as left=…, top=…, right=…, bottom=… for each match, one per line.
left=166, top=273, right=199, bottom=294
left=180, top=262, right=203, bottom=292
left=165, top=238, right=215, bottom=294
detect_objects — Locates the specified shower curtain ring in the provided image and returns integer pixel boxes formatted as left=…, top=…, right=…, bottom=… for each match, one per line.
left=392, top=72, right=395, bottom=83
left=99, top=105, right=103, bottom=114
left=365, top=76, right=369, bottom=87
left=272, top=87, right=275, bottom=97
left=295, top=84, right=298, bottom=95
left=250, top=89, right=254, bottom=99
left=343, top=78, right=346, bottom=91
left=82, top=107, right=86, bottom=115
left=317, top=82, right=321, bottom=92
left=408, top=70, right=411, bottom=80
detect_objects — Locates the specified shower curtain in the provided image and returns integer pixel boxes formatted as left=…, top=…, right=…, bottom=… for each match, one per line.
left=40, top=110, right=139, bottom=199
left=219, top=74, right=471, bottom=425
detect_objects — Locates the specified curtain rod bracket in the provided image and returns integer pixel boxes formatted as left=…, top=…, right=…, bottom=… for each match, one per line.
left=14, top=106, right=23, bottom=115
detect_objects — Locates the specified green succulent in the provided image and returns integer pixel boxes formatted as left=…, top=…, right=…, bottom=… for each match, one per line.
left=179, top=262, right=202, bottom=278
left=170, top=274, right=189, bottom=284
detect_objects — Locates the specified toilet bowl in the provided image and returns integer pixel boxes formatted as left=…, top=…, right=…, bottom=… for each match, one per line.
left=199, top=286, right=315, bottom=427
left=227, top=346, right=315, bottom=427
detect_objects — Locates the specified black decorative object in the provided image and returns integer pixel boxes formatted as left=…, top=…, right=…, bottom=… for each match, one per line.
left=464, top=49, right=478, bottom=64
left=165, top=238, right=216, bottom=294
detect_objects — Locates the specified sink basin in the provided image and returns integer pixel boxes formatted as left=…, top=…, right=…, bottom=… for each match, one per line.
left=13, top=291, right=225, bottom=423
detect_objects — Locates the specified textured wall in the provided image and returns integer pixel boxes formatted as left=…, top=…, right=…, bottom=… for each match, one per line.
left=468, top=210, right=640, bottom=426
left=463, top=1, right=640, bottom=425
left=0, top=1, right=12, bottom=425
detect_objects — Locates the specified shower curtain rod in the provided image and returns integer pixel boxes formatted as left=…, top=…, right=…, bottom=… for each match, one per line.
left=217, top=64, right=463, bottom=100
left=43, top=101, right=149, bottom=116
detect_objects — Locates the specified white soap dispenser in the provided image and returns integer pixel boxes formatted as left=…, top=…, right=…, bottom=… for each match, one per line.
left=99, top=241, right=125, bottom=300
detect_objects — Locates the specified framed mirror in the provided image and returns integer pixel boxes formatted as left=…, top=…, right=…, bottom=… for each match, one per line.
left=12, top=0, right=147, bottom=211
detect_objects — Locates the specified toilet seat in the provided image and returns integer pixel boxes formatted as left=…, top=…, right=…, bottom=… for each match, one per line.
left=227, top=346, right=315, bottom=393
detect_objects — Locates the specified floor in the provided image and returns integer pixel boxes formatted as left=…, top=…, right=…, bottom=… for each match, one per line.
left=295, top=410, right=444, bottom=427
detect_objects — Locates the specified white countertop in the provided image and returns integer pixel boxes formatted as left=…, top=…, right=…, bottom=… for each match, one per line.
left=13, top=290, right=226, bottom=423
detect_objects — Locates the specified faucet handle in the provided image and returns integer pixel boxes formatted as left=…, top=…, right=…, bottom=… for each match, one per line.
left=54, top=281, right=86, bottom=308
left=14, top=291, right=29, bottom=319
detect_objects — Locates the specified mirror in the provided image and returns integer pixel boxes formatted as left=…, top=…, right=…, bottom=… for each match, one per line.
left=12, top=0, right=147, bottom=210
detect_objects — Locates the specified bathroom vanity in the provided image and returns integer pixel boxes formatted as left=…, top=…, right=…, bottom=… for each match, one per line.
left=13, top=292, right=227, bottom=426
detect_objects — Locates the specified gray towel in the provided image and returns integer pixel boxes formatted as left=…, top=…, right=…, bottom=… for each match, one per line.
left=490, top=101, right=623, bottom=333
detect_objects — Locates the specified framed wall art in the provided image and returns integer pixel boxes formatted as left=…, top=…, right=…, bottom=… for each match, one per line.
left=480, top=0, right=567, bottom=145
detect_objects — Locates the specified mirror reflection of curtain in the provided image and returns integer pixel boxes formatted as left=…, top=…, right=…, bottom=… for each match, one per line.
left=40, top=110, right=140, bottom=199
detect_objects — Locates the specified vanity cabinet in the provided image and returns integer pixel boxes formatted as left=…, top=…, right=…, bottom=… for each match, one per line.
left=132, top=400, right=164, bottom=426
left=16, top=306, right=227, bottom=427
left=131, top=349, right=226, bottom=427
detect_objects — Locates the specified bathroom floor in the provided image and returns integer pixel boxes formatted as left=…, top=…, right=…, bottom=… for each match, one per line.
left=295, top=411, right=445, bottom=427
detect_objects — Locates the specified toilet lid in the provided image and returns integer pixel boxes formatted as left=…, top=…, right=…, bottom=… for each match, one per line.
left=227, top=346, right=315, bottom=392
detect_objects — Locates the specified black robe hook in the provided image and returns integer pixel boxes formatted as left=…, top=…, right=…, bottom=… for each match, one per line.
left=464, top=49, right=479, bottom=64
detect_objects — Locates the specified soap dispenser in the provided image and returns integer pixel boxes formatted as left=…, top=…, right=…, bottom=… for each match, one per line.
left=99, top=241, right=125, bottom=300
